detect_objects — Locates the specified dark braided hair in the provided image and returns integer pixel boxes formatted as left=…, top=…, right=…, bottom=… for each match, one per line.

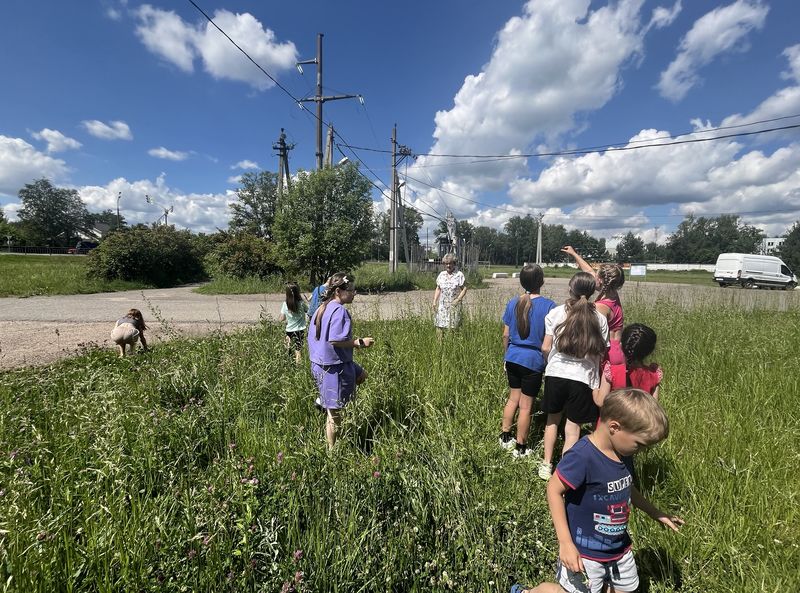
left=314, top=272, right=354, bottom=339
left=621, top=323, right=657, bottom=365
left=597, top=264, right=625, bottom=300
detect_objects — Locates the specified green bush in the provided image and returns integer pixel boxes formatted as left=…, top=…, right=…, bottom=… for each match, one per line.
left=86, top=226, right=206, bottom=287
left=204, top=233, right=281, bottom=279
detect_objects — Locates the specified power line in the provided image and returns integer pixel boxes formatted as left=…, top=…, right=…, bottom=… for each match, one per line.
left=340, top=114, right=800, bottom=159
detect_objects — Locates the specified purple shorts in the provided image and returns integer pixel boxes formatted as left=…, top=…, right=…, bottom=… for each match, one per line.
left=311, top=361, right=364, bottom=410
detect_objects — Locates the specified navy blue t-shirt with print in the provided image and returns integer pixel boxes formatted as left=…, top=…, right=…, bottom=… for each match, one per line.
left=555, top=436, right=635, bottom=561
left=502, top=295, right=556, bottom=372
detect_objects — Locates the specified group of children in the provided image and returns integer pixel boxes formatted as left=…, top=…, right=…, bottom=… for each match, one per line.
left=501, top=247, right=681, bottom=593
left=113, top=250, right=680, bottom=592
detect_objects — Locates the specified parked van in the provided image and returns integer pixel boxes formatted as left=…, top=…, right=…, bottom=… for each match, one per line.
left=713, top=253, right=797, bottom=290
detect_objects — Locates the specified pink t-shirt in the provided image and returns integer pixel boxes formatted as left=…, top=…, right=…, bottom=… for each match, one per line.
left=596, top=296, right=623, bottom=332
left=603, top=361, right=663, bottom=395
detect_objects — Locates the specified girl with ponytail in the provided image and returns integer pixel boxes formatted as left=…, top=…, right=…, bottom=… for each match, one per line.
left=537, top=272, right=609, bottom=479
left=307, top=272, right=374, bottom=449
left=499, top=264, right=556, bottom=457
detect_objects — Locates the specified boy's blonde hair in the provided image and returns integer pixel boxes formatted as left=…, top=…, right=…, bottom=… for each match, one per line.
left=601, top=388, right=669, bottom=444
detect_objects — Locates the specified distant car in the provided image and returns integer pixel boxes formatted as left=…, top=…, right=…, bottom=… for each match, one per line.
left=67, top=241, right=99, bottom=255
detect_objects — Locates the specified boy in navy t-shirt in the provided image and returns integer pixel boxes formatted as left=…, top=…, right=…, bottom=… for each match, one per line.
left=514, top=389, right=683, bottom=593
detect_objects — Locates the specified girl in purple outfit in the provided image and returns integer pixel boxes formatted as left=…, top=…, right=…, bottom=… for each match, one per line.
left=308, top=273, right=374, bottom=449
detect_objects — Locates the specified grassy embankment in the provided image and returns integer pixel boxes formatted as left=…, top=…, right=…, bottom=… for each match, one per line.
left=0, top=254, right=150, bottom=297
left=1, top=289, right=797, bottom=592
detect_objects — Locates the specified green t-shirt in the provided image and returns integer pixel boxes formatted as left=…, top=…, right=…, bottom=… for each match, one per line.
left=281, top=301, right=308, bottom=332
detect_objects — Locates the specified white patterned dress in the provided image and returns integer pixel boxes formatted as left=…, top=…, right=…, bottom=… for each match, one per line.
left=434, top=270, right=465, bottom=329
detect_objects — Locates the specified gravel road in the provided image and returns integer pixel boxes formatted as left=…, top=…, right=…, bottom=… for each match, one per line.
left=1, top=277, right=796, bottom=370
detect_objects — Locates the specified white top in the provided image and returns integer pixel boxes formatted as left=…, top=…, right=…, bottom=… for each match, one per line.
left=434, top=270, right=465, bottom=329
left=544, top=304, right=609, bottom=388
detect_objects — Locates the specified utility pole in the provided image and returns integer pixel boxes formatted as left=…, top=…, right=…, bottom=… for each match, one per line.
left=296, top=34, right=363, bottom=170
left=116, top=191, right=122, bottom=230
left=145, top=194, right=173, bottom=226
left=535, top=212, right=545, bottom=265
left=389, top=125, right=398, bottom=273
left=273, top=128, right=294, bottom=198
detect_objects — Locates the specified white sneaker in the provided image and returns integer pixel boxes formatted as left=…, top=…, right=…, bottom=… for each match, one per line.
left=499, top=434, right=516, bottom=450
left=537, top=462, right=552, bottom=480
left=512, top=445, right=533, bottom=458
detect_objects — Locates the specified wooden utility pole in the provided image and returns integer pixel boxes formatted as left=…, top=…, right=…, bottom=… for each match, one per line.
left=297, top=34, right=363, bottom=170
left=535, top=212, right=545, bottom=264
left=390, top=125, right=398, bottom=273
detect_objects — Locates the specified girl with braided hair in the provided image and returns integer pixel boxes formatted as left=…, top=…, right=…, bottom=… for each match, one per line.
left=308, top=272, right=374, bottom=449
left=561, top=245, right=627, bottom=384
left=594, top=323, right=663, bottom=407
left=538, top=272, right=609, bottom=480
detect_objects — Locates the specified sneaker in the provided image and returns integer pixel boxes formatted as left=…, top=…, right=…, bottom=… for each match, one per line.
left=512, top=444, right=533, bottom=458
left=510, top=585, right=527, bottom=593
left=537, top=461, right=552, bottom=480
left=314, top=397, right=324, bottom=412
left=499, top=432, right=516, bottom=450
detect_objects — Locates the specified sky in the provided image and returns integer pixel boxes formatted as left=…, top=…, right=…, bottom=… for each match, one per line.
left=1, top=0, right=799, bottom=247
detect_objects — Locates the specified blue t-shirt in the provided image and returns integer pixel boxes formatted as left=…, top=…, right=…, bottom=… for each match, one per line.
left=308, top=284, right=327, bottom=321
left=555, top=437, right=634, bottom=562
left=502, top=295, right=556, bottom=372
left=307, top=301, right=353, bottom=365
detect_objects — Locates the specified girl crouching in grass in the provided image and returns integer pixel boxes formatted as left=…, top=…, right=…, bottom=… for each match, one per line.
left=110, top=308, right=148, bottom=357
left=307, top=273, right=374, bottom=449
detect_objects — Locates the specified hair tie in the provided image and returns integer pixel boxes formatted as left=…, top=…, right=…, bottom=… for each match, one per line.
left=525, top=290, right=531, bottom=294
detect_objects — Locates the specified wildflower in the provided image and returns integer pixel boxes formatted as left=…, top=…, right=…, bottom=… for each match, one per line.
left=228, top=442, right=237, bottom=450
left=9, top=450, right=18, bottom=461
left=249, top=558, right=257, bottom=569
left=293, top=549, right=304, bottom=562
left=276, top=451, right=284, bottom=464
left=249, top=478, right=259, bottom=486
left=280, top=582, right=295, bottom=593
left=290, top=471, right=297, bottom=481
left=36, top=531, right=49, bottom=542
left=202, top=535, right=211, bottom=546
left=373, top=471, right=381, bottom=479
left=294, top=570, right=304, bottom=583
left=207, top=485, right=214, bottom=494
left=371, top=455, right=380, bottom=465
left=187, top=549, right=197, bottom=559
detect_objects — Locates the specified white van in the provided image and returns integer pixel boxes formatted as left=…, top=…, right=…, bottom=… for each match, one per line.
left=713, top=253, right=797, bottom=290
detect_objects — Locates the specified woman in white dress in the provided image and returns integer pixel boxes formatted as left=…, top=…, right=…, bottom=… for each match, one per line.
left=433, top=253, right=467, bottom=335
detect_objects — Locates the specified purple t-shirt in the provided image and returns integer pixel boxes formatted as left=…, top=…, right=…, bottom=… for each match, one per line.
left=308, top=301, right=353, bottom=365
left=555, top=437, right=634, bottom=562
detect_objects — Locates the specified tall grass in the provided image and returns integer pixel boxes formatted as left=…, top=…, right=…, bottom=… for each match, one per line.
left=0, top=295, right=797, bottom=591
left=0, top=255, right=150, bottom=297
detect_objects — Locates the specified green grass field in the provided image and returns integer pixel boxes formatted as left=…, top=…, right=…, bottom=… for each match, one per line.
left=0, top=254, right=150, bottom=297
left=482, top=265, right=716, bottom=287
left=1, top=292, right=797, bottom=592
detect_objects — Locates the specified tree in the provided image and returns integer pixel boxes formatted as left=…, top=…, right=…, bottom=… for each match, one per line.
left=17, top=178, right=91, bottom=246
left=228, top=171, right=279, bottom=239
left=373, top=206, right=424, bottom=262
left=615, top=232, right=645, bottom=262
left=666, top=215, right=766, bottom=263
left=87, top=209, right=126, bottom=235
left=777, top=221, right=800, bottom=273
left=273, top=163, right=373, bottom=284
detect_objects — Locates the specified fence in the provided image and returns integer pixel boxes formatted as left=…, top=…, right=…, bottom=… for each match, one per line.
left=2, top=246, right=74, bottom=255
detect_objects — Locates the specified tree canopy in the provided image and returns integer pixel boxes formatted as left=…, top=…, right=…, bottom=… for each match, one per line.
left=273, top=163, right=373, bottom=284
left=778, top=221, right=800, bottom=273
left=17, top=179, right=91, bottom=246
left=228, top=171, right=280, bottom=239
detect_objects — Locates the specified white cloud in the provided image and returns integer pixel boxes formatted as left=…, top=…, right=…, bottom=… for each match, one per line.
left=30, top=128, right=82, bottom=153
left=406, top=0, right=653, bottom=217
left=227, top=175, right=242, bottom=185
left=231, top=160, right=259, bottom=170
left=148, top=146, right=189, bottom=161
left=81, top=119, right=133, bottom=140
left=0, top=136, right=70, bottom=196
left=657, top=0, right=769, bottom=102
left=134, top=5, right=297, bottom=90
left=646, top=1, right=682, bottom=32
left=77, top=174, right=236, bottom=233
left=106, top=7, right=122, bottom=21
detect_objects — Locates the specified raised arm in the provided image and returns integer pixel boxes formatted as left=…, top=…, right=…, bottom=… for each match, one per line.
left=561, top=246, right=595, bottom=276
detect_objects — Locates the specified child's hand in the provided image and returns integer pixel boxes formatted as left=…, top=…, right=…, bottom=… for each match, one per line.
left=656, top=515, right=685, bottom=532
left=561, top=245, right=577, bottom=257
left=362, top=337, right=375, bottom=348
left=558, top=541, right=584, bottom=574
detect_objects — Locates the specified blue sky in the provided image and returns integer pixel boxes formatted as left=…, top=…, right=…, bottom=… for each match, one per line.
left=1, top=0, right=799, bottom=245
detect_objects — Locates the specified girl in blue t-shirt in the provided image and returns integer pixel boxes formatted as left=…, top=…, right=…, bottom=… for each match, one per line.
left=500, top=264, right=556, bottom=458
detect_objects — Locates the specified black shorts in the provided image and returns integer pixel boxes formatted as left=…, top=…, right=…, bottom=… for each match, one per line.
left=542, top=376, right=598, bottom=424
left=505, top=361, right=544, bottom=398
left=286, top=330, right=305, bottom=351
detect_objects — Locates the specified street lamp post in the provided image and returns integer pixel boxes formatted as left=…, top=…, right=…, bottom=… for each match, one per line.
left=116, top=191, right=122, bottom=230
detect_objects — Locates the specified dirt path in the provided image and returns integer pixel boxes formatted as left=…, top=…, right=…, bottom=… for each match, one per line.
left=1, top=278, right=796, bottom=370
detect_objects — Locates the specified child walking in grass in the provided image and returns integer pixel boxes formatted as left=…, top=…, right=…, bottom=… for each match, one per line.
left=511, top=389, right=683, bottom=593
left=594, top=324, right=663, bottom=407
left=539, top=272, right=608, bottom=480
left=561, top=246, right=626, bottom=386
left=110, top=308, right=148, bottom=357
left=279, top=282, right=309, bottom=364
left=500, top=264, right=556, bottom=458
left=307, top=273, right=374, bottom=449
